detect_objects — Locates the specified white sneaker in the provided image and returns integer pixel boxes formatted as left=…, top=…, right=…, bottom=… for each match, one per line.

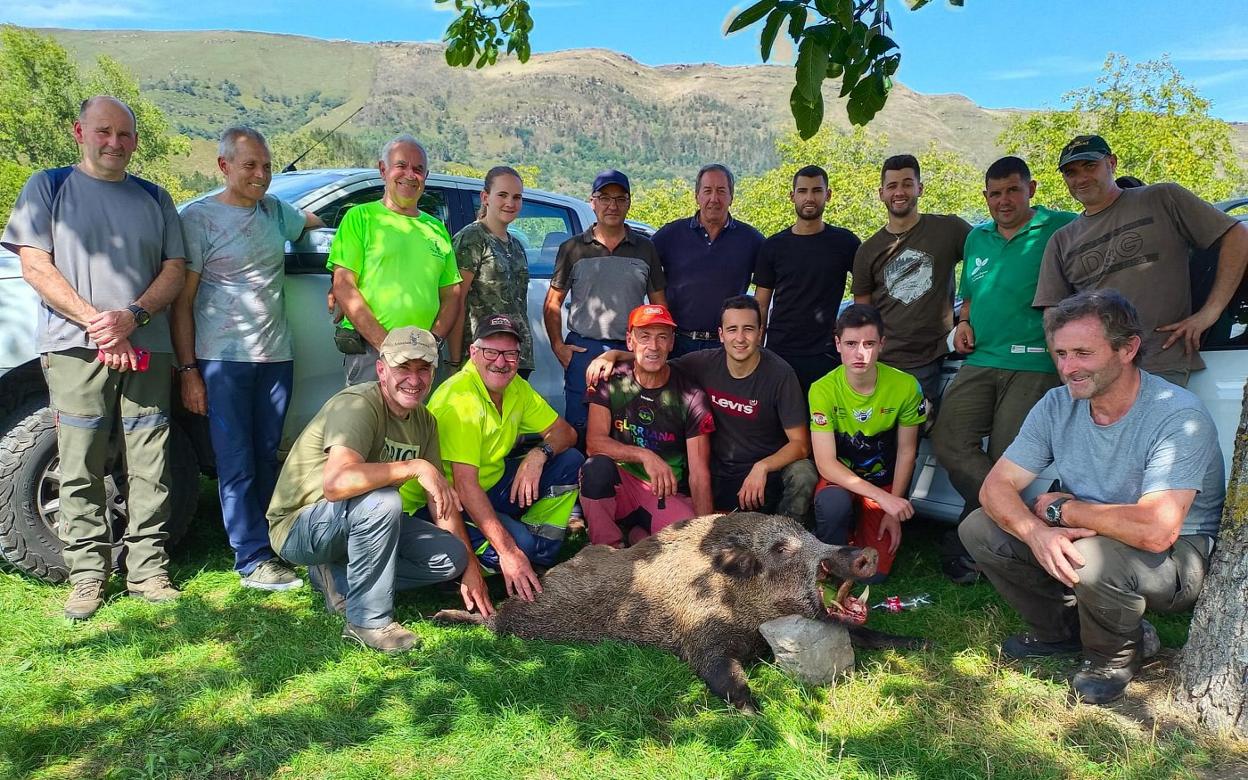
left=240, top=559, right=304, bottom=592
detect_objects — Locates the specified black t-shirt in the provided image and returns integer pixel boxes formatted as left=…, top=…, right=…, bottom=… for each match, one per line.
left=674, top=348, right=808, bottom=481
left=753, top=224, right=860, bottom=356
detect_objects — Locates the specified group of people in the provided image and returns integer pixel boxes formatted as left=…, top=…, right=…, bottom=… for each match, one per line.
left=5, top=94, right=1246, bottom=705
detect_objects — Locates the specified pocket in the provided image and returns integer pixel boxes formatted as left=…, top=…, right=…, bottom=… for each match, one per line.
left=334, top=326, right=367, bottom=355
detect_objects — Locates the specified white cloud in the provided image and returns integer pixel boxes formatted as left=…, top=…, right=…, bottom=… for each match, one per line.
left=1170, top=26, right=1248, bottom=63
left=986, top=56, right=1101, bottom=82
left=2, top=0, right=157, bottom=24
left=1193, top=67, right=1248, bottom=89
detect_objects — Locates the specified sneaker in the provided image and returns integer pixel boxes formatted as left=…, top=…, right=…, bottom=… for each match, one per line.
left=65, top=578, right=106, bottom=620
left=1140, top=619, right=1161, bottom=660
left=342, top=621, right=420, bottom=653
left=240, top=559, right=304, bottom=592
left=941, top=554, right=982, bottom=585
left=127, top=573, right=181, bottom=603
left=307, top=564, right=346, bottom=616
left=1072, top=657, right=1140, bottom=704
left=1002, top=632, right=1082, bottom=659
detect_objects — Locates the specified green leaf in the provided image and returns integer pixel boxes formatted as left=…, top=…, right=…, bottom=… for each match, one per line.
left=790, top=83, right=825, bottom=139
left=813, top=0, right=838, bottom=15
left=866, top=33, right=897, bottom=59
left=727, top=0, right=779, bottom=33
left=905, top=0, right=932, bottom=9
left=796, top=37, right=831, bottom=102
left=759, top=8, right=787, bottom=62
left=787, top=6, right=808, bottom=41
left=834, top=0, right=855, bottom=28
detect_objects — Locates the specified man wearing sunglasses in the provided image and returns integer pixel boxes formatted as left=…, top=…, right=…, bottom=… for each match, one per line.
left=425, top=314, right=583, bottom=601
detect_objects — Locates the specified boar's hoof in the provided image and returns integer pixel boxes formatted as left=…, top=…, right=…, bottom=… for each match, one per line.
left=848, top=625, right=930, bottom=651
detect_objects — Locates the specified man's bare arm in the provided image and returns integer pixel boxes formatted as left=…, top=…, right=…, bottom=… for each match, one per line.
left=755, top=424, right=810, bottom=473
left=1056, top=490, right=1195, bottom=553
left=430, top=281, right=462, bottom=342
left=331, top=267, right=388, bottom=350
left=890, top=424, right=920, bottom=499
left=753, top=286, right=773, bottom=334
left=686, top=434, right=714, bottom=515
left=1159, top=222, right=1248, bottom=353
left=18, top=246, right=98, bottom=326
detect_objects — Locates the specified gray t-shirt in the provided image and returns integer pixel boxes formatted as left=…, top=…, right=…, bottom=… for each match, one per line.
left=1, top=167, right=185, bottom=354
left=181, top=195, right=305, bottom=361
left=1034, top=184, right=1238, bottom=375
left=1004, top=370, right=1224, bottom=538
left=551, top=226, right=666, bottom=341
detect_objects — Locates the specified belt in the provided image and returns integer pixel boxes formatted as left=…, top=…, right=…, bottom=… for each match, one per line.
left=678, top=328, right=717, bottom=341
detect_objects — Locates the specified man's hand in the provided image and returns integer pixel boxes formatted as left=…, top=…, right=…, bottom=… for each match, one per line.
left=87, top=308, right=137, bottom=348
left=737, top=462, right=770, bottom=510
left=953, top=321, right=975, bottom=354
left=498, top=547, right=542, bottom=601
left=879, top=513, right=902, bottom=554
left=459, top=562, right=495, bottom=617
left=1031, top=491, right=1075, bottom=523
left=553, top=341, right=586, bottom=369
left=585, top=353, right=618, bottom=388
left=98, top=338, right=139, bottom=372
left=179, top=370, right=208, bottom=415
left=509, top=449, right=546, bottom=509
left=640, top=450, right=678, bottom=499
left=876, top=492, right=914, bottom=522
left=1021, top=524, right=1097, bottom=587
left=408, top=460, right=463, bottom=521
left=1157, top=308, right=1219, bottom=355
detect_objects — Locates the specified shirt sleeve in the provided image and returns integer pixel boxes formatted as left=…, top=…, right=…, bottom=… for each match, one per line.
left=682, top=383, right=716, bottom=439
left=644, top=240, right=667, bottom=293
left=586, top=367, right=619, bottom=408
left=1158, top=183, right=1239, bottom=251
left=1032, top=232, right=1074, bottom=307
left=0, top=171, right=55, bottom=254
left=452, top=224, right=486, bottom=276
left=435, top=221, right=463, bottom=287
left=180, top=204, right=209, bottom=275
left=898, top=374, right=928, bottom=427
left=1001, top=393, right=1057, bottom=475
left=808, top=380, right=835, bottom=432
left=276, top=197, right=307, bottom=242
left=519, top=383, right=560, bottom=435
left=320, top=392, right=382, bottom=458
left=326, top=204, right=367, bottom=274
left=775, top=360, right=809, bottom=430
left=752, top=239, right=777, bottom=288
left=550, top=239, right=574, bottom=291
left=158, top=189, right=186, bottom=261
left=1142, top=409, right=1218, bottom=495
left=430, top=396, right=485, bottom=469
left=850, top=240, right=876, bottom=296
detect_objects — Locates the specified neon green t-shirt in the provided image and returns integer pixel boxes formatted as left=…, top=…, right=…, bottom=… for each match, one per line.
left=808, top=363, right=927, bottom=487
left=327, top=200, right=462, bottom=332
left=416, top=362, right=559, bottom=511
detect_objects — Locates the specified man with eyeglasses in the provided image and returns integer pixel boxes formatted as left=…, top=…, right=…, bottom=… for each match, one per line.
left=544, top=169, right=667, bottom=441
left=425, top=314, right=584, bottom=600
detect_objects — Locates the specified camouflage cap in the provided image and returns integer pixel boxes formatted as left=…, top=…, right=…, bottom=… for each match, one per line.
left=379, top=327, right=439, bottom=368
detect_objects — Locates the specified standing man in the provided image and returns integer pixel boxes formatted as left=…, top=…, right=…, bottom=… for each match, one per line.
left=2, top=96, right=187, bottom=619
left=1034, top=134, right=1248, bottom=386
left=853, top=154, right=971, bottom=407
left=425, top=314, right=583, bottom=601
left=931, top=156, right=1077, bottom=583
left=172, top=126, right=323, bottom=592
left=963, top=291, right=1224, bottom=704
left=652, top=164, right=764, bottom=356
left=580, top=304, right=715, bottom=548
left=586, top=295, right=817, bottom=520
left=329, top=134, right=462, bottom=385
left=267, top=327, right=490, bottom=653
left=754, top=165, right=861, bottom=394
left=544, top=170, right=667, bottom=437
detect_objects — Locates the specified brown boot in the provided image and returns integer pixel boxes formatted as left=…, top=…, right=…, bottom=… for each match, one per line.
left=307, top=564, right=346, bottom=616
left=65, top=578, right=106, bottom=620
left=127, top=573, right=181, bottom=603
left=342, top=621, right=421, bottom=653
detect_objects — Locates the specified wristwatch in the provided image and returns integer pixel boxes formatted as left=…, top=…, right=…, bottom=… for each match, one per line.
left=1045, top=496, right=1071, bottom=527
left=127, top=304, right=151, bottom=327
left=535, top=443, right=555, bottom=460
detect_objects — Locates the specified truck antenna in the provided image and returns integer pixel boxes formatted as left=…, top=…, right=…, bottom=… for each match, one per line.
left=281, top=104, right=366, bottom=173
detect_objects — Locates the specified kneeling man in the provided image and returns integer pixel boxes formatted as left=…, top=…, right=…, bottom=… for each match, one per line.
left=267, top=327, right=490, bottom=653
left=426, top=314, right=583, bottom=601
left=963, top=290, right=1224, bottom=703
left=582, top=304, right=715, bottom=547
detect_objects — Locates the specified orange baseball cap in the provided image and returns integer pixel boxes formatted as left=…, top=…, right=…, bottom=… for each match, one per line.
left=628, top=304, right=677, bottom=331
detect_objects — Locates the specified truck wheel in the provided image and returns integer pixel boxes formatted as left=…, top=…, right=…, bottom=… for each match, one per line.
left=0, top=366, right=47, bottom=437
left=0, top=408, right=199, bottom=583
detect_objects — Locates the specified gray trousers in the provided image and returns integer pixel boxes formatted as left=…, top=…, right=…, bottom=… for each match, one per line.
left=279, top=487, right=468, bottom=628
left=931, top=366, right=1061, bottom=517
left=960, top=509, right=1210, bottom=665
left=344, top=344, right=381, bottom=386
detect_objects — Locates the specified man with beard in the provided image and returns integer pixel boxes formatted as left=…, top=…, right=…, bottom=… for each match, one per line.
left=1034, top=135, right=1248, bottom=387
left=963, top=290, right=1223, bottom=704
left=853, top=155, right=971, bottom=409
left=754, top=165, right=861, bottom=394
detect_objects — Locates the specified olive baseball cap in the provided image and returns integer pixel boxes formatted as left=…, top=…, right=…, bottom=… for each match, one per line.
left=475, top=313, right=522, bottom=341
left=379, top=327, right=439, bottom=367
left=1058, top=135, right=1113, bottom=169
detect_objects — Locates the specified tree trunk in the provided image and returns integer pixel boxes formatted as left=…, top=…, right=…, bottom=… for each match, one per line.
left=1176, top=383, right=1248, bottom=733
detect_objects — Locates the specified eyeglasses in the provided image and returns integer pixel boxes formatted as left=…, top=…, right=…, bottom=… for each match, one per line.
left=476, top=346, right=521, bottom=363
left=593, top=195, right=630, bottom=207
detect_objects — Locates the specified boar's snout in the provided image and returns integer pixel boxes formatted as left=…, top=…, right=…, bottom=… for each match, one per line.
left=818, top=544, right=878, bottom=582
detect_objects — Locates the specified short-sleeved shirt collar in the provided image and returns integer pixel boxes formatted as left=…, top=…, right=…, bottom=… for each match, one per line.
left=581, top=224, right=640, bottom=247
left=975, top=204, right=1060, bottom=241
left=686, top=211, right=737, bottom=233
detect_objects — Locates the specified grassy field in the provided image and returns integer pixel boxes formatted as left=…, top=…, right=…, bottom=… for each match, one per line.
left=1, top=481, right=1244, bottom=780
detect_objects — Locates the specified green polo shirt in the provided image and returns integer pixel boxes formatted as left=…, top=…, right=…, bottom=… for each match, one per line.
left=418, top=361, right=559, bottom=509
left=960, top=205, right=1078, bottom=373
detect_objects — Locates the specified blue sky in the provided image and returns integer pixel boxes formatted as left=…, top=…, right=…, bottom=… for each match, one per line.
left=6, top=0, right=1248, bottom=121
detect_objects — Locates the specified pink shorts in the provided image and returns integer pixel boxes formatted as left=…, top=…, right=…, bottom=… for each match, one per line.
left=581, top=465, right=696, bottom=548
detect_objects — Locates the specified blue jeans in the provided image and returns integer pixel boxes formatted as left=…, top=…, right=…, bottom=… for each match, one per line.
left=200, top=359, right=293, bottom=574
left=280, top=488, right=468, bottom=628
left=467, top=448, right=584, bottom=569
left=562, top=331, right=626, bottom=434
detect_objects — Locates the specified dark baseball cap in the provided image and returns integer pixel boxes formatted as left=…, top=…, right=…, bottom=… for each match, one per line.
left=475, top=313, right=522, bottom=341
left=1058, top=135, right=1113, bottom=169
left=592, top=169, right=630, bottom=195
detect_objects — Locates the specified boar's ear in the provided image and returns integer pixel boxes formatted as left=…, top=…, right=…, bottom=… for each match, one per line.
left=712, top=539, right=763, bottom=579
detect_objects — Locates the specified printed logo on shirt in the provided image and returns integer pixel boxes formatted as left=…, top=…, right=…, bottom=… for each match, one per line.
left=853, top=407, right=874, bottom=423
left=883, top=247, right=935, bottom=305
left=709, top=390, right=758, bottom=418
left=811, top=411, right=828, bottom=426
left=970, top=256, right=990, bottom=281
left=382, top=438, right=421, bottom=462
left=615, top=417, right=676, bottom=447
left=638, top=407, right=655, bottom=424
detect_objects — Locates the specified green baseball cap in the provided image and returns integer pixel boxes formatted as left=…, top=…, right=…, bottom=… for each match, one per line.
left=1058, top=135, right=1113, bottom=169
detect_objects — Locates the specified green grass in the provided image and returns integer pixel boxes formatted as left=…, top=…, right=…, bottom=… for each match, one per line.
left=1, top=480, right=1243, bottom=780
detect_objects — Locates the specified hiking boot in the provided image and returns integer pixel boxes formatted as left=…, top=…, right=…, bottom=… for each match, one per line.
left=307, top=564, right=346, bottom=616
left=65, top=578, right=106, bottom=620
left=1072, top=656, right=1140, bottom=704
left=342, top=621, right=421, bottom=653
left=941, top=554, right=982, bottom=585
left=127, top=573, right=181, bottom=603
left=1002, top=632, right=1082, bottom=659
left=1140, top=619, right=1160, bottom=660
left=240, top=559, right=304, bottom=592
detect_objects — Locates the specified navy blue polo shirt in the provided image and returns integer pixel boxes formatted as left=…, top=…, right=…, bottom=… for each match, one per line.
left=653, top=212, right=765, bottom=332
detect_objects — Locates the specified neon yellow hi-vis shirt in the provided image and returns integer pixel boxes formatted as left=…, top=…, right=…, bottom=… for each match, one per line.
left=808, top=363, right=927, bottom=488
left=327, top=200, right=462, bottom=332
left=416, top=361, right=559, bottom=510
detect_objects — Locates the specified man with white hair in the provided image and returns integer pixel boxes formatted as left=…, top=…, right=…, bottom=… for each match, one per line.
left=329, top=134, right=463, bottom=384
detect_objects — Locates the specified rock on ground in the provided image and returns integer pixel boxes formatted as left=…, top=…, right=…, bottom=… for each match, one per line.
left=759, top=615, right=854, bottom=685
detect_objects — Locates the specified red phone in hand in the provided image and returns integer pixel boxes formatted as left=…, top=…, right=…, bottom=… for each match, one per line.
left=97, top=347, right=150, bottom=372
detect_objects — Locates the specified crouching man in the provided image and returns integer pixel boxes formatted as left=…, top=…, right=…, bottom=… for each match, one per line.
left=963, top=290, right=1224, bottom=703
left=581, top=304, right=715, bottom=547
left=266, top=327, right=491, bottom=653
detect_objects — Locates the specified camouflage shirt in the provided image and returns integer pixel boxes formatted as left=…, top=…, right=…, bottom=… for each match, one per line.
left=452, top=221, right=533, bottom=370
